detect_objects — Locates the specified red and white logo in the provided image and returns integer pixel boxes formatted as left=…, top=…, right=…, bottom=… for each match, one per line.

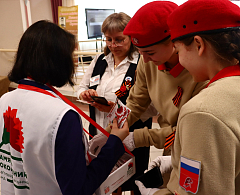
left=179, top=156, right=201, bottom=194
left=132, top=38, right=138, bottom=45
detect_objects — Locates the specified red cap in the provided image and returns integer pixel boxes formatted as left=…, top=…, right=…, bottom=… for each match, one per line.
left=168, top=0, right=240, bottom=41
left=123, top=1, right=178, bottom=48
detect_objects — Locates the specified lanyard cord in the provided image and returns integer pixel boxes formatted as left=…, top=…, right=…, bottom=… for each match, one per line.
left=46, top=84, right=133, bottom=156
left=47, top=84, right=110, bottom=137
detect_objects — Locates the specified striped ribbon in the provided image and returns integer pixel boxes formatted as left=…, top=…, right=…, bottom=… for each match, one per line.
left=115, top=80, right=132, bottom=98
left=172, top=86, right=183, bottom=107
left=164, top=130, right=176, bottom=150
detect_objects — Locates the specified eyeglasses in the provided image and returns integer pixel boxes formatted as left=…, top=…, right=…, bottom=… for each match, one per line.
left=103, top=37, right=126, bottom=47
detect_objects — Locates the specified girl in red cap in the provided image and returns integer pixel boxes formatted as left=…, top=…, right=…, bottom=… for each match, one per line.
left=122, top=0, right=207, bottom=154
left=120, top=0, right=207, bottom=192
left=136, top=0, right=240, bottom=194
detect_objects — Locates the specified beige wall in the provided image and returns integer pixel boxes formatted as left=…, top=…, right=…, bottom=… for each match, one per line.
left=31, top=0, right=53, bottom=23
left=0, top=0, right=53, bottom=76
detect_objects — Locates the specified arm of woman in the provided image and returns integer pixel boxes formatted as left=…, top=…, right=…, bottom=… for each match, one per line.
left=91, top=101, right=115, bottom=112
left=55, top=110, right=125, bottom=195
left=126, top=57, right=152, bottom=127
left=76, top=54, right=100, bottom=100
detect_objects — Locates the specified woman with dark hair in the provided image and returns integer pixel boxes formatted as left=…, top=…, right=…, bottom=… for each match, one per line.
left=77, top=12, right=153, bottom=195
left=0, top=20, right=129, bottom=195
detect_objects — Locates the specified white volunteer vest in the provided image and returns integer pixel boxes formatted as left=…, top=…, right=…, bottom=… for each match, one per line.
left=0, top=85, right=89, bottom=195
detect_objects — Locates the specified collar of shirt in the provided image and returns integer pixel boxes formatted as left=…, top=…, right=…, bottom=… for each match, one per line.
left=158, top=62, right=185, bottom=78
left=18, top=78, right=53, bottom=92
left=103, top=51, right=139, bottom=68
left=206, top=64, right=240, bottom=88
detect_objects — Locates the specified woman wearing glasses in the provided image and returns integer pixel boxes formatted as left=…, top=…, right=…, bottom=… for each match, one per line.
left=77, top=12, right=153, bottom=195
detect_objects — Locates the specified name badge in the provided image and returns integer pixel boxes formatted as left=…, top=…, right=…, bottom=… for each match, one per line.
left=90, top=75, right=100, bottom=87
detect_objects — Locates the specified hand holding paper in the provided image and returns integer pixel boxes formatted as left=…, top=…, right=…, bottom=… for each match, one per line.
left=80, top=89, right=98, bottom=102
left=107, top=99, right=131, bottom=128
left=92, top=101, right=115, bottom=112
left=111, top=118, right=129, bottom=141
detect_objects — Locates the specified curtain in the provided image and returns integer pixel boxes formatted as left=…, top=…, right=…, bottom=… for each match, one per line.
left=50, top=0, right=62, bottom=24
left=62, top=0, right=75, bottom=7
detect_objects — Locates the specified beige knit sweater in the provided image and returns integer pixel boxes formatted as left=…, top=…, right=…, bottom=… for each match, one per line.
left=126, top=56, right=207, bottom=153
left=155, top=76, right=240, bottom=194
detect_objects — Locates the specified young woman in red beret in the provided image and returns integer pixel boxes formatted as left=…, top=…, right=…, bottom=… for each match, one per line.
left=135, top=0, right=240, bottom=194
left=118, top=0, right=207, bottom=189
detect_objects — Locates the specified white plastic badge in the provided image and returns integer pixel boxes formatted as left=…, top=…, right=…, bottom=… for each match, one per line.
left=125, top=76, right=132, bottom=81
left=90, top=75, right=100, bottom=87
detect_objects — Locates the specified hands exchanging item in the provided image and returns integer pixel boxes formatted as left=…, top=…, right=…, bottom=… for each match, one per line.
left=110, top=118, right=129, bottom=141
left=135, top=156, right=172, bottom=195
left=135, top=180, right=159, bottom=195
left=89, top=119, right=129, bottom=158
left=80, top=90, right=115, bottom=112
left=92, top=101, right=115, bottom=112
left=147, top=155, right=172, bottom=175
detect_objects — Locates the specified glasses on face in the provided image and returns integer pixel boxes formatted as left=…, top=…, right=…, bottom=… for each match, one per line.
left=103, top=37, right=126, bottom=47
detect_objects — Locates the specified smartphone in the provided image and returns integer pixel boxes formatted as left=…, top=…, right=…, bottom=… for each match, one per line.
left=136, top=166, right=163, bottom=188
left=91, top=96, right=109, bottom=106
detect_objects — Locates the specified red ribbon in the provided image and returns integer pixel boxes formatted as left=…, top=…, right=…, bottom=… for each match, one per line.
left=18, top=82, right=133, bottom=156
left=47, top=84, right=134, bottom=156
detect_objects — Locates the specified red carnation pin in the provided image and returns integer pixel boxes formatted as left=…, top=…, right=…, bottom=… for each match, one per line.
left=128, top=162, right=133, bottom=169
left=0, top=106, right=24, bottom=153
left=115, top=80, right=132, bottom=98
left=117, top=104, right=123, bottom=113
left=120, top=85, right=126, bottom=92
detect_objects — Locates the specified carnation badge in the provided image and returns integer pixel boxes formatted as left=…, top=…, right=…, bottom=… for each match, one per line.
left=0, top=106, right=24, bottom=154
left=0, top=106, right=29, bottom=190
left=127, top=162, right=134, bottom=176
left=115, top=80, right=132, bottom=98
left=104, top=186, right=110, bottom=194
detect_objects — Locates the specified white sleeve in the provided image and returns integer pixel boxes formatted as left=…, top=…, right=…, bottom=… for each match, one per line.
left=76, top=54, right=101, bottom=99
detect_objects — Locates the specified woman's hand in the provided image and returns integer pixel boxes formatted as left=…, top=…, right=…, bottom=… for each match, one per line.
left=135, top=181, right=159, bottom=195
left=111, top=119, right=129, bottom=141
left=147, top=156, right=172, bottom=175
left=91, top=101, right=115, bottom=112
left=79, top=89, right=98, bottom=102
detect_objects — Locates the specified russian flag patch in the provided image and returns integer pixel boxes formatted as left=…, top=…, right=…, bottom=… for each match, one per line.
left=179, top=156, right=201, bottom=194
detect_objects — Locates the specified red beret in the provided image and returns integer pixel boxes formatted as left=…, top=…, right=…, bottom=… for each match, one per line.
left=123, top=1, right=178, bottom=48
left=168, top=0, right=240, bottom=41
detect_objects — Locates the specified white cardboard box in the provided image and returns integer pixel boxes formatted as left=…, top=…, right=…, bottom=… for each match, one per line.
left=95, top=153, right=136, bottom=195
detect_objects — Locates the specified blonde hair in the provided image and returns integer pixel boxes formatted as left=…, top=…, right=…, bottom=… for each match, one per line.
left=101, top=12, right=137, bottom=59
